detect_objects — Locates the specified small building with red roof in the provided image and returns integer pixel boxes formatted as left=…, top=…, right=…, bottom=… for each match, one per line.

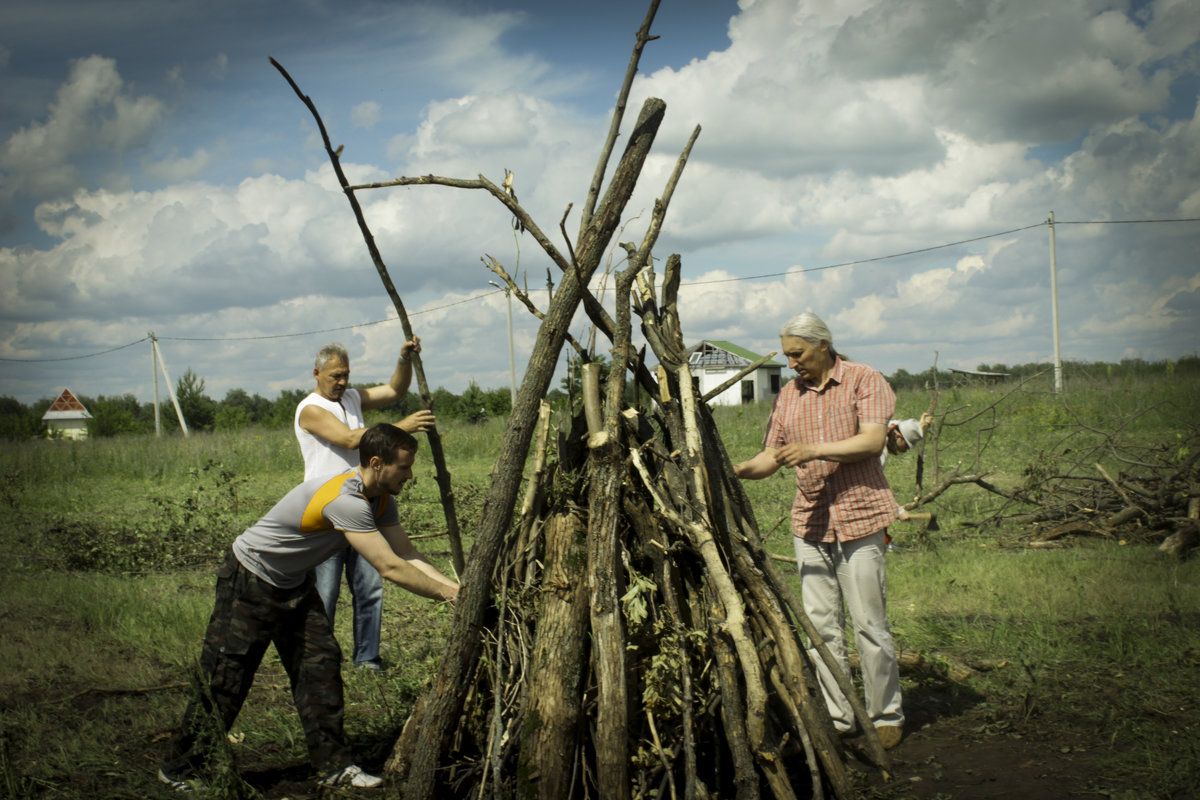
left=41, top=388, right=92, bottom=440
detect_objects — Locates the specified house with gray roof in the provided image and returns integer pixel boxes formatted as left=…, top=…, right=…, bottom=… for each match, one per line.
left=686, top=340, right=783, bottom=406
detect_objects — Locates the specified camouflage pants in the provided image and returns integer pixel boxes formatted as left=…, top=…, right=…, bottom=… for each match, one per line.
left=162, top=549, right=350, bottom=778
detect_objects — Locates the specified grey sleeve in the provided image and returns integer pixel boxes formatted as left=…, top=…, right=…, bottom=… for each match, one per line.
left=322, top=494, right=379, bottom=533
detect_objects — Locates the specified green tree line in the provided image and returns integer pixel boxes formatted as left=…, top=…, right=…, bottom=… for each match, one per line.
left=0, top=368, right=521, bottom=440
left=3, top=354, right=1196, bottom=440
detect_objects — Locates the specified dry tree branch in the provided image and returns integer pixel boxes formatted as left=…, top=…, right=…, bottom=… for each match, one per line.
left=580, top=0, right=663, bottom=234
left=349, top=173, right=573, bottom=274
left=269, top=56, right=466, bottom=576
left=482, top=255, right=587, bottom=358
left=702, top=351, right=779, bottom=404
left=392, top=93, right=669, bottom=800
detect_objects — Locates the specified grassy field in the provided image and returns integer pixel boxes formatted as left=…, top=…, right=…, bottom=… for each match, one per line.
left=1, top=373, right=1197, bottom=798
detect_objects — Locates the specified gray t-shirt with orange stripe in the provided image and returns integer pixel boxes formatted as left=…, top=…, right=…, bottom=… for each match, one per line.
left=232, top=470, right=400, bottom=589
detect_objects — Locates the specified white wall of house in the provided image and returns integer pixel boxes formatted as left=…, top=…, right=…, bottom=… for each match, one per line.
left=696, top=366, right=782, bottom=406
left=44, top=415, right=89, bottom=440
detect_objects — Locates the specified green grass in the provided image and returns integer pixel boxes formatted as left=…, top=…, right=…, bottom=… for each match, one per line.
left=1, top=374, right=1197, bottom=797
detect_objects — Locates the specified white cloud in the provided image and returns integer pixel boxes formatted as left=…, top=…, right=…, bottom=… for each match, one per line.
left=0, top=55, right=166, bottom=204
left=143, top=147, right=214, bottom=183
left=351, top=100, right=381, bottom=129
left=411, top=93, right=554, bottom=157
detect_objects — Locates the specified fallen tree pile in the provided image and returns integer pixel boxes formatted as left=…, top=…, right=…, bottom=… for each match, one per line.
left=976, top=427, right=1200, bottom=555
left=394, top=262, right=892, bottom=800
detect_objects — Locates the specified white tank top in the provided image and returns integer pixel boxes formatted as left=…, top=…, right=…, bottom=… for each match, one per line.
left=294, top=388, right=365, bottom=481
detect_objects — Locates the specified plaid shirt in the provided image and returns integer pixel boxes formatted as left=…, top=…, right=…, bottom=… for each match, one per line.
left=764, top=357, right=898, bottom=543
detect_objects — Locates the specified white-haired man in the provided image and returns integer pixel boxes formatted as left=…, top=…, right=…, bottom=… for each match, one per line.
left=733, top=311, right=904, bottom=750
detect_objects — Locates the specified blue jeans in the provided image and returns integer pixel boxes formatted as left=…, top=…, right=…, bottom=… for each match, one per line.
left=314, top=548, right=383, bottom=669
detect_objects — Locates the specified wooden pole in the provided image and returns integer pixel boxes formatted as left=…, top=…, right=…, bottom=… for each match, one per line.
left=270, top=57, right=465, bottom=576
left=153, top=336, right=189, bottom=437
left=150, top=332, right=161, bottom=437
left=1048, top=211, right=1064, bottom=394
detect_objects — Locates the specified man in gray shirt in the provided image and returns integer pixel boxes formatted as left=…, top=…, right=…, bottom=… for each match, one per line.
left=159, top=424, right=458, bottom=792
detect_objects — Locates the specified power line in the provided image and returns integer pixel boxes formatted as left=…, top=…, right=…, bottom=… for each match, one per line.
left=160, top=291, right=489, bottom=342
left=1057, top=217, right=1200, bottom=225
left=0, top=337, right=149, bottom=363
left=3, top=216, right=1197, bottom=364
left=680, top=222, right=1047, bottom=286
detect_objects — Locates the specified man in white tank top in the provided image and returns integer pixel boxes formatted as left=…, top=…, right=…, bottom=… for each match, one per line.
left=294, top=338, right=435, bottom=670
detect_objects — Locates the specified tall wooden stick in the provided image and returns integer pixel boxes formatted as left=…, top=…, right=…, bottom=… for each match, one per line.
left=390, top=96, right=667, bottom=799
left=269, top=57, right=465, bottom=576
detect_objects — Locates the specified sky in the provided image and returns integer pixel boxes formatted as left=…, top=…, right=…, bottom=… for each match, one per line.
left=1, top=0, right=1198, bottom=407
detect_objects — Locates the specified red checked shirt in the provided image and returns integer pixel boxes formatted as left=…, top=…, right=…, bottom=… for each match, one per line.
left=764, top=357, right=898, bottom=543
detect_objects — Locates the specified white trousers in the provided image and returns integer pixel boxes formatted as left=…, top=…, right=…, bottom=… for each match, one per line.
left=794, top=531, right=903, bottom=732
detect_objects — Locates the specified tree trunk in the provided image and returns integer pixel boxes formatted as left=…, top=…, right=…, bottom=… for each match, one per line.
left=587, top=440, right=631, bottom=800
left=388, top=96, right=666, bottom=799
left=516, top=510, right=590, bottom=800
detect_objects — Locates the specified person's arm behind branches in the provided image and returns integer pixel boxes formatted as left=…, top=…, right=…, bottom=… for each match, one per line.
left=733, top=447, right=784, bottom=480
left=358, top=337, right=436, bottom=433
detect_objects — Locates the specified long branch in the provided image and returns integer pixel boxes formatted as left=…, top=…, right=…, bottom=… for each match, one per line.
left=269, top=56, right=466, bottom=576
left=580, top=0, right=662, bottom=233
left=349, top=173, right=572, bottom=274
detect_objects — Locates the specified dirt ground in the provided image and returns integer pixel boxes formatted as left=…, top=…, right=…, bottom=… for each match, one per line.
left=170, top=689, right=1192, bottom=800
left=852, top=708, right=1138, bottom=800
left=220, top=707, right=1191, bottom=800
left=13, top=659, right=1196, bottom=798
left=846, top=682, right=1198, bottom=800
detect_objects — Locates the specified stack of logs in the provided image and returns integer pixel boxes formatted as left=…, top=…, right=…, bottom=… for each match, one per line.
left=1009, top=431, right=1200, bottom=558
left=418, top=263, right=887, bottom=800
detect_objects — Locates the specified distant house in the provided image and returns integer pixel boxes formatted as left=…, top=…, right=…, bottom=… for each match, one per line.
left=950, top=368, right=1010, bottom=386
left=687, top=340, right=783, bottom=406
left=42, top=388, right=92, bottom=440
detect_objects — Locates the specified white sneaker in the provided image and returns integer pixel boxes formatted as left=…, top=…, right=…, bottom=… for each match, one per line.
left=320, top=763, right=383, bottom=788
left=158, top=767, right=201, bottom=792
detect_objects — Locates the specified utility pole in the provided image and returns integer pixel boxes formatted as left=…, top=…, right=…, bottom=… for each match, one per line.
left=150, top=332, right=190, bottom=436
left=490, top=281, right=518, bottom=407
left=150, top=332, right=161, bottom=436
left=1048, top=212, right=1064, bottom=393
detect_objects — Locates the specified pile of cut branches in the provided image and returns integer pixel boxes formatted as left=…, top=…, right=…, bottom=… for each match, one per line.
left=984, top=427, right=1199, bottom=554
left=274, top=3, right=898, bottom=795
left=414, top=265, right=888, bottom=799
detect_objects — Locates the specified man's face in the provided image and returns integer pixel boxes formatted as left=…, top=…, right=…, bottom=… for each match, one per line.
left=886, top=426, right=909, bottom=455
left=375, top=449, right=416, bottom=495
left=314, top=357, right=350, bottom=402
left=780, top=336, right=830, bottom=383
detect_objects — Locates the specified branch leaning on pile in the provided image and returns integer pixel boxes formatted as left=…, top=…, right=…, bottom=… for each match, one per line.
left=376, top=5, right=676, bottom=786
left=269, top=56, right=465, bottom=577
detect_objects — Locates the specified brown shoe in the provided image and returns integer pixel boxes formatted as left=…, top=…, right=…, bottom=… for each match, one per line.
left=875, top=724, right=902, bottom=750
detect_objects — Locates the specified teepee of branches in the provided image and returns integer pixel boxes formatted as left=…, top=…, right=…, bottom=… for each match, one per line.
left=275, top=3, right=892, bottom=797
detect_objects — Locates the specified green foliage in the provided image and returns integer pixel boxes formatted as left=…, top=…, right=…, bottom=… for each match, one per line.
left=459, top=381, right=490, bottom=424
left=267, top=388, right=309, bottom=428
left=85, top=392, right=154, bottom=437
left=46, top=459, right=250, bottom=572
left=0, top=397, right=43, bottom=441
left=216, top=388, right=273, bottom=431
left=171, top=368, right=218, bottom=432
left=430, top=386, right=462, bottom=420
